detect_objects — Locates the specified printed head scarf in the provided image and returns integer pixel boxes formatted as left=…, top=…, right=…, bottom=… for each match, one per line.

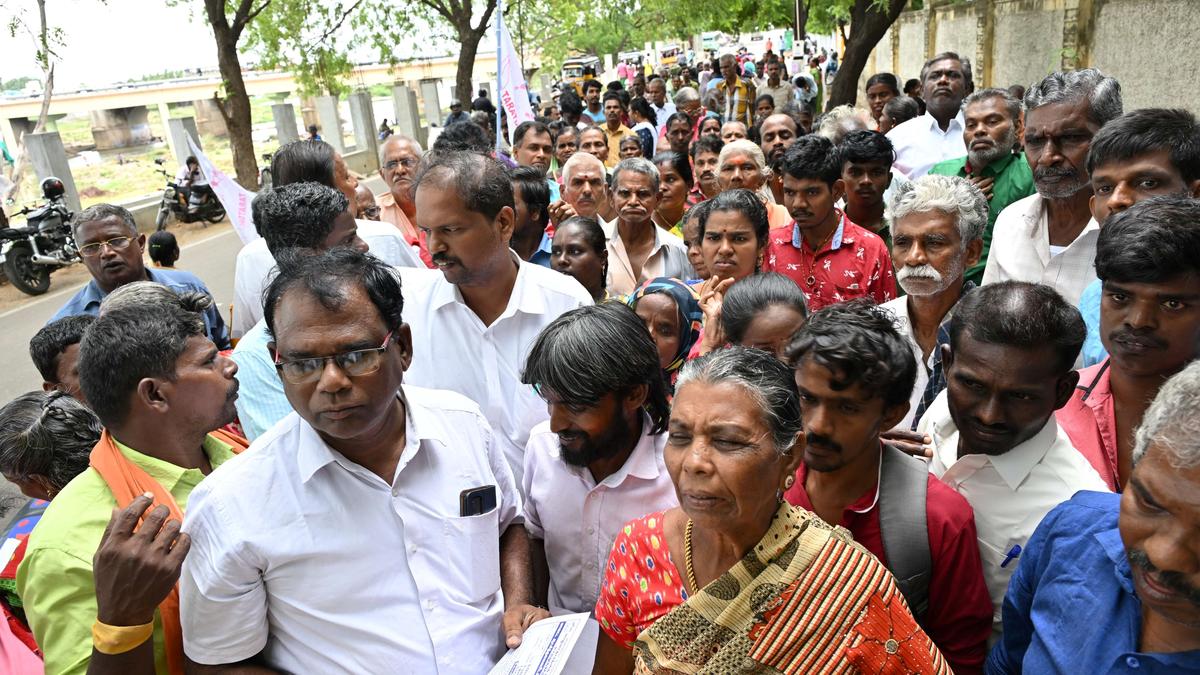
left=627, top=277, right=703, bottom=382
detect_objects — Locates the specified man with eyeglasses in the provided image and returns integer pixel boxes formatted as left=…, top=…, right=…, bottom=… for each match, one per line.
left=180, top=247, right=543, bottom=673
left=50, top=203, right=231, bottom=349
left=377, top=134, right=431, bottom=267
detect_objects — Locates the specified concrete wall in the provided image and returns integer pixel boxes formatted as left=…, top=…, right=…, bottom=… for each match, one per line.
left=863, top=0, right=1198, bottom=113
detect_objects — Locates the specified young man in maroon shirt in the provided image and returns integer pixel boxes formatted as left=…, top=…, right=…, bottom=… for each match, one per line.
left=784, top=300, right=992, bottom=674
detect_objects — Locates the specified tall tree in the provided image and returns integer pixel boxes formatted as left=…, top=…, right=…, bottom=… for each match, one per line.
left=825, top=0, right=908, bottom=110
left=202, top=0, right=267, bottom=189
left=414, top=0, right=499, bottom=105
left=3, top=0, right=65, bottom=201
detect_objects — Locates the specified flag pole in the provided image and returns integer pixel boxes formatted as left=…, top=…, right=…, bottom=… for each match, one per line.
left=495, top=0, right=504, bottom=153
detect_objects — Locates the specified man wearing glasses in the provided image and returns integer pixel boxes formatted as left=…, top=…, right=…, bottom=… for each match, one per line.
left=377, top=134, right=432, bottom=267
left=49, top=203, right=231, bottom=349
left=181, top=247, right=544, bottom=673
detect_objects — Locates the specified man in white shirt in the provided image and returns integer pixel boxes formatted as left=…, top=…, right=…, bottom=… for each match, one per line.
left=181, top=248, right=545, bottom=673
left=645, top=76, right=676, bottom=135
left=981, top=69, right=1123, bottom=307
left=231, top=141, right=420, bottom=338
left=885, top=52, right=970, bottom=178
left=406, top=151, right=593, bottom=486
left=881, top=174, right=986, bottom=431
left=606, top=157, right=692, bottom=295
left=918, top=281, right=1110, bottom=638
left=520, top=303, right=679, bottom=615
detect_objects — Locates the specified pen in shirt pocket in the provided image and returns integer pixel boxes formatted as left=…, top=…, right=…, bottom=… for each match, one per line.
left=1000, top=544, right=1022, bottom=568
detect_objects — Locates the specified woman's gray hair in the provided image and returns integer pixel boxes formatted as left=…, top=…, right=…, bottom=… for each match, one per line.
left=611, top=157, right=661, bottom=192
left=1133, top=361, right=1200, bottom=469
left=1024, top=68, right=1123, bottom=127
left=718, top=140, right=770, bottom=178
left=674, top=87, right=700, bottom=107
left=675, top=346, right=802, bottom=455
left=815, top=105, right=871, bottom=145
left=0, top=391, right=99, bottom=492
left=890, top=174, right=988, bottom=246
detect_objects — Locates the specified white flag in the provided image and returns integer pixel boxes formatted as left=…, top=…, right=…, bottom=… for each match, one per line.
left=497, top=13, right=535, bottom=144
left=186, top=136, right=260, bottom=246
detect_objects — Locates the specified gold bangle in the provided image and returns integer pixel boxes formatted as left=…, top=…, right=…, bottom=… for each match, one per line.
left=92, top=619, right=154, bottom=655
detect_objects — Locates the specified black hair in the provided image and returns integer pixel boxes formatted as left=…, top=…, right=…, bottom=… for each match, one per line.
left=690, top=134, right=724, bottom=162
left=652, top=150, right=694, bottom=187
left=1096, top=195, right=1200, bottom=286
left=754, top=94, right=776, bottom=111
left=904, top=78, right=921, bottom=93
left=949, top=281, right=1085, bottom=375
left=784, top=299, right=916, bottom=409
left=147, top=230, right=179, bottom=266
left=1086, top=108, right=1200, bottom=182
left=559, top=89, right=584, bottom=117
left=884, top=96, right=921, bottom=126
left=556, top=215, right=606, bottom=254
left=697, top=188, right=769, bottom=245
left=0, top=391, right=98, bottom=492
left=665, top=112, right=692, bottom=130
left=413, top=150, right=514, bottom=220
left=511, top=165, right=551, bottom=231
left=629, top=97, right=655, bottom=123
left=602, top=90, right=627, bottom=110
left=250, top=182, right=351, bottom=257
left=779, top=135, right=841, bottom=186
left=839, top=130, right=895, bottom=167
left=512, top=120, right=551, bottom=149
left=522, top=303, right=670, bottom=435
left=721, top=273, right=808, bottom=344
left=79, top=294, right=210, bottom=427
left=264, top=247, right=405, bottom=342
left=920, top=51, right=973, bottom=92
left=582, top=79, right=602, bottom=94
left=866, top=73, right=900, bottom=95
left=30, top=314, right=95, bottom=383
left=271, top=139, right=337, bottom=188
left=606, top=80, right=623, bottom=92
left=185, top=155, right=199, bottom=166
left=433, top=121, right=493, bottom=154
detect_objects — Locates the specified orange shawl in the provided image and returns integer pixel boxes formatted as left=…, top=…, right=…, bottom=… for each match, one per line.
left=89, top=428, right=248, bottom=674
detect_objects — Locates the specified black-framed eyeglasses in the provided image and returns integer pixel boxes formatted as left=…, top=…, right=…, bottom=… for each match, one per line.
left=273, top=331, right=393, bottom=384
left=79, top=236, right=134, bottom=257
left=361, top=205, right=381, bottom=219
left=384, top=158, right=419, bottom=171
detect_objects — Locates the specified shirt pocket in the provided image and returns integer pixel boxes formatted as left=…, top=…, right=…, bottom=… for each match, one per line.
left=440, top=509, right=502, bottom=603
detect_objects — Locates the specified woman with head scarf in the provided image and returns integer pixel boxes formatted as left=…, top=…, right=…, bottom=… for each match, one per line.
left=627, top=277, right=702, bottom=394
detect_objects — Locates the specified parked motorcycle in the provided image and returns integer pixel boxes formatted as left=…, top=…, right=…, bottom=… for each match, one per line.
left=154, top=158, right=226, bottom=230
left=0, top=177, right=80, bottom=296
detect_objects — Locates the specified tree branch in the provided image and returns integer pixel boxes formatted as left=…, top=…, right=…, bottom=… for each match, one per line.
left=242, top=0, right=271, bottom=26
left=314, top=0, right=366, bottom=45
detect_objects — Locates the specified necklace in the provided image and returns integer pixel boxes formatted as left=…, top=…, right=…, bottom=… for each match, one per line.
left=684, top=518, right=698, bottom=594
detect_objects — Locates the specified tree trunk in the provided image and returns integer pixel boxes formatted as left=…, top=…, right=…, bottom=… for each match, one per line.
left=204, top=0, right=260, bottom=189
left=795, top=0, right=809, bottom=42
left=826, top=0, right=908, bottom=111
left=455, top=26, right=484, bottom=109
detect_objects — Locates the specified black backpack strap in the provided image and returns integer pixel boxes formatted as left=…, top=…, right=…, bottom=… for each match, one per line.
left=878, top=445, right=932, bottom=619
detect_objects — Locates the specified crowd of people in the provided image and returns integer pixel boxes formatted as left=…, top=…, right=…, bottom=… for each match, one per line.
left=0, top=45, right=1198, bottom=675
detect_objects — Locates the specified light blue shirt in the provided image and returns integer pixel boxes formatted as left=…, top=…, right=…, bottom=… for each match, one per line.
left=230, top=319, right=292, bottom=441
left=530, top=232, right=553, bottom=268
left=1078, top=279, right=1108, bottom=367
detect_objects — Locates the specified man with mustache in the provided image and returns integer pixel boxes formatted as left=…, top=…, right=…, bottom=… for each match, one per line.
left=687, top=135, right=723, bottom=205
left=1056, top=196, right=1200, bottom=493
left=377, top=134, right=431, bottom=266
left=918, top=282, right=1110, bottom=639
left=605, top=158, right=692, bottom=295
left=989, top=361, right=1200, bottom=673
left=929, top=88, right=1035, bottom=285
left=982, top=69, right=1123, bottom=306
left=885, top=52, right=971, bottom=178
left=759, top=113, right=800, bottom=204
left=520, top=303, right=677, bottom=615
left=549, top=152, right=616, bottom=232
left=881, top=174, right=986, bottom=431
left=510, top=120, right=559, bottom=200
left=784, top=300, right=992, bottom=674
left=838, top=130, right=901, bottom=246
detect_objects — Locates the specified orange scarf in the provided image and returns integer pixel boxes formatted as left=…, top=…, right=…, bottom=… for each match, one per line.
left=89, top=428, right=248, bottom=674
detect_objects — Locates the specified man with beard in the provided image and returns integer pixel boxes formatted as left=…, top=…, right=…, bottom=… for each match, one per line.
left=582, top=79, right=605, bottom=124
left=1056, top=196, right=1200, bottom=493
left=982, top=69, right=1123, bottom=306
left=377, top=134, right=431, bottom=265
left=405, top=151, right=592, bottom=485
left=688, top=135, right=723, bottom=205
left=886, top=52, right=971, bottom=178
left=930, top=89, right=1035, bottom=285
left=520, top=303, right=677, bottom=615
left=645, top=76, right=675, bottom=134
left=760, top=113, right=800, bottom=204
left=549, top=152, right=615, bottom=232
left=919, top=282, right=1110, bottom=639
left=989, top=362, right=1200, bottom=673
left=605, top=158, right=691, bottom=295
left=511, top=121, right=560, bottom=201
left=881, top=175, right=985, bottom=431
left=783, top=300, right=992, bottom=674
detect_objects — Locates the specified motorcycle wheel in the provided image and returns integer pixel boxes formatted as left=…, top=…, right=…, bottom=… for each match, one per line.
left=206, top=206, right=227, bottom=223
left=156, top=207, right=170, bottom=231
left=3, top=243, right=51, bottom=295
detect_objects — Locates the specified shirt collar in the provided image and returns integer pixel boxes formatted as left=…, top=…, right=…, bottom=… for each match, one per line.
left=923, top=110, right=965, bottom=134
left=112, top=434, right=237, bottom=496
left=1096, top=525, right=1135, bottom=594
left=791, top=210, right=847, bottom=252
left=578, top=412, right=664, bottom=487
left=973, top=152, right=1017, bottom=177
left=81, top=267, right=161, bottom=311
left=985, top=417, right=1062, bottom=490
left=429, top=251, right=547, bottom=317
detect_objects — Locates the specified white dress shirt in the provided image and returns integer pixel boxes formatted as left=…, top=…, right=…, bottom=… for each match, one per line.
left=919, top=390, right=1110, bottom=638
left=886, top=111, right=967, bottom=179
left=231, top=219, right=422, bottom=338
left=180, top=386, right=520, bottom=674
left=522, top=415, right=679, bottom=615
left=606, top=224, right=693, bottom=296
left=400, top=258, right=593, bottom=487
left=880, top=296, right=937, bottom=431
left=981, top=193, right=1099, bottom=307
left=651, top=101, right=676, bottom=135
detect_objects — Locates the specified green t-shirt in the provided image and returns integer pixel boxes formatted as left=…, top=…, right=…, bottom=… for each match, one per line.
left=928, top=152, right=1036, bottom=285
left=16, top=435, right=236, bottom=675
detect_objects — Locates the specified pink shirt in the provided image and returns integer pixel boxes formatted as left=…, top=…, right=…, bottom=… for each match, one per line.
left=1055, top=360, right=1120, bottom=491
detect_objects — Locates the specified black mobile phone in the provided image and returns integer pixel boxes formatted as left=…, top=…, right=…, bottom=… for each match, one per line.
left=459, top=485, right=498, bottom=517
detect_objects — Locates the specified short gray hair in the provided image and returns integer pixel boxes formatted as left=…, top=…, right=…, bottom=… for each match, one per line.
left=1024, top=68, right=1123, bottom=127
left=101, top=281, right=213, bottom=316
left=890, top=174, right=988, bottom=245
left=1133, top=360, right=1200, bottom=469
left=718, top=139, right=769, bottom=177
left=561, top=150, right=605, bottom=185
left=611, top=157, right=661, bottom=192
left=674, top=87, right=700, bottom=107
left=75, top=203, right=137, bottom=238
left=675, top=346, right=802, bottom=455
left=377, top=134, right=423, bottom=165
left=962, top=87, right=1022, bottom=122
left=816, top=105, right=871, bottom=145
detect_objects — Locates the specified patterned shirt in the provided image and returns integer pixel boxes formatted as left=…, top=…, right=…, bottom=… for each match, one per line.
left=763, top=211, right=896, bottom=311
left=715, top=77, right=756, bottom=126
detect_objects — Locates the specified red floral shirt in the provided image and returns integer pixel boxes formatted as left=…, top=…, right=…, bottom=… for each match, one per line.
left=594, top=512, right=688, bottom=648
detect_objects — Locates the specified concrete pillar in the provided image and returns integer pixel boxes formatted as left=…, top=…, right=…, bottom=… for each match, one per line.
left=192, top=99, right=228, bottom=137
left=348, top=90, right=378, bottom=169
left=89, top=107, right=152, bottom=149
left=24, top=132, right=80, bottom=212
left=419, top=79, right=442, bottom=129
left=125, top=107, right=153, bottom=145
left=166, top=117, right=201, bottom=168
left=0, top=118, right=33, bottom=156
left=314, top=95, right=344, bottom=154
left=272, top=103, right=299, bottom=145
left=392, top=84, right=425, bottom=147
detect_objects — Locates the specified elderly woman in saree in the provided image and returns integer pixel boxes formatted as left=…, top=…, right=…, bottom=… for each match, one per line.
left=592, top=346, right=950, bottom=674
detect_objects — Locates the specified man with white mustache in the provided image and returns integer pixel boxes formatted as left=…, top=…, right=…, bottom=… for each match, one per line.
left=881, top=174, right=987, bottom=431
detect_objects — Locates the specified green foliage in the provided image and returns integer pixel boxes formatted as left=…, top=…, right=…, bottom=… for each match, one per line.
left=1, top=76, right=36, bottom=90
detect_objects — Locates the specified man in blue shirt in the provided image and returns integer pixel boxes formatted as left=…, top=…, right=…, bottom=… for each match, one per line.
left=988, top=361, right=1200, bottom=674
left=51, top=203, right=230, bottom=349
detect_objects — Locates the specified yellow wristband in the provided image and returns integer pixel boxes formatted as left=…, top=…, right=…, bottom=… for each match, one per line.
left=92, top=619, right=154, bottom=655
